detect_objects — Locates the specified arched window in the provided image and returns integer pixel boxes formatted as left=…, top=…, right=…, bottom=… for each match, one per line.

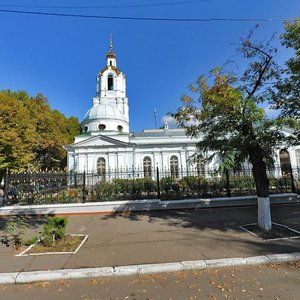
left=97, top=157, right=106, bottom=176
left=84, top=125, right=88, bottom=133
left=108, top=74, right=113, bottom=90
left=279, top=149, right=291, bottom=176
left=117, top=125, right=123, bottom=132
left=98, top=124, right=106, bottom=131
left=170, top=155, right=179, bottom=178
left=143, top=156, right=152, bottom=178
left=196, top=155, right=205, bottom=176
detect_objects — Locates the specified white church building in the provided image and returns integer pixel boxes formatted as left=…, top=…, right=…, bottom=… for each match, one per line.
left=64, top=41, right=300, bottom=178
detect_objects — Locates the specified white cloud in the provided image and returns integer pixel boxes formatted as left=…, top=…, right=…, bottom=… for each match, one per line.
left=161, top=114, right=199, bottom=128
left=161, top=115, right=177, bottom=128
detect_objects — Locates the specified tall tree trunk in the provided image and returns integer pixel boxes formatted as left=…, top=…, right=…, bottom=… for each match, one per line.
left=248, top=145, right=272, bottom=231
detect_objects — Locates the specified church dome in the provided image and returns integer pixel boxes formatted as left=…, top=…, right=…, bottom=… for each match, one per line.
left=84, top=103, right=123, bottom=121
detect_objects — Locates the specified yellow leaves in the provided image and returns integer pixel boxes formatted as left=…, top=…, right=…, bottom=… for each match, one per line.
left=90, top=279, right=97, bottom=285
left=217, top=284, right=225, bottom=292
left=35, top=281, right=50, bottom=288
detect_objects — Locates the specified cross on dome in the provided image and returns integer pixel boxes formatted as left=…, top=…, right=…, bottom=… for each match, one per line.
left=110, top=34, right=113, bottom=51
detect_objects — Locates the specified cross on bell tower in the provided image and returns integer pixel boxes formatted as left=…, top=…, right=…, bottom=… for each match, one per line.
left=106, top=34, right=117, bottom=68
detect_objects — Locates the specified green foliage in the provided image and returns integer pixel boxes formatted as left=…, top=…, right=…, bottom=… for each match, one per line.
left=271, top=19, right=300, bottom=119
left=93, top=181, right=116, bottom=201
left=42, top=216, right=68, bottom=246
left=24, top=236, right=38, bottom=246
left=5, top=216, right=29, bottom=249
left=0, top=92, right=36, bottom=179
left=92, top=177, right=157, bottom=201
left=160, top=177, right=180, bottom=193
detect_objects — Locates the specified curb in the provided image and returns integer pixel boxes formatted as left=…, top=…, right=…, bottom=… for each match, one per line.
left=0, top=252, right=299, bottom=285
left=1, top=193, right=298, bottom=217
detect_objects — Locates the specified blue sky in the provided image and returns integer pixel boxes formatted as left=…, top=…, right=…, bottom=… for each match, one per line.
left=0, top=0, right=299, bottom=132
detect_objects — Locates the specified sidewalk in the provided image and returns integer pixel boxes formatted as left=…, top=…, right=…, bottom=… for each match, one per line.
left=0, top=204, right=300, bottom=282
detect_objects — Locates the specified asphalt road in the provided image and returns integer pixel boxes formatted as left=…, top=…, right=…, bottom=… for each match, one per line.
left=1, top=262, right=299, bottom=300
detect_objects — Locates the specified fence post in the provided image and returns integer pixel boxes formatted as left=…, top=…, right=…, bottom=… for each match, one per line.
left=290, top=165, right=296, bottom=193
left=156, top=167, right=161, bottom=199
left=225, top=169, right=231, bottom=197
left=74, top=172, right=77, bottom=188
left=3, top=168, right=9, bottom=206
left=82, top=171, right=86, bottom=203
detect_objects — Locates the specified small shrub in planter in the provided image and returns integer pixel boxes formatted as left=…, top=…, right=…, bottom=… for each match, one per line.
left=42, top=216, right=68, bottom=246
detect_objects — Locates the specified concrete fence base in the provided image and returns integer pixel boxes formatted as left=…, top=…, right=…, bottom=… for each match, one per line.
left=0, top=193, right=298, bottom=216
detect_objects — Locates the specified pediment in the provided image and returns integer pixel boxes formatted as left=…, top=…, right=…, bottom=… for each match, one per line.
left=69, top=134, right=133, bottom=148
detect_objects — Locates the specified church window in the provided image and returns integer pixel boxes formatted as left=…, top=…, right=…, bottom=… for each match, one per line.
left=170, top=155, right=179, bottom=178
left=110, top=61, right=112, bottom=66
left=279, top=149, right=291, bottom=176
left=84, top=125, right=88, bottom=132
left=108, top=74, right=113, bottom=90
left=97, top=157, right=106, bottom=176
left=99, top=124, right=106, bottom=131
left=143, top=157, right=152, bottom=178
left=117, top=125, right=123, bottom=132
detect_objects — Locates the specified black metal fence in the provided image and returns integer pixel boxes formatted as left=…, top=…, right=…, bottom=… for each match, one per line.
left=2, top=166, right=299, bottom=206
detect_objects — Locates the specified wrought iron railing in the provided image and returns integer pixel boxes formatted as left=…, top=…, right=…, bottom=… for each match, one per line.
left=2, top=166, right=299, bottom=206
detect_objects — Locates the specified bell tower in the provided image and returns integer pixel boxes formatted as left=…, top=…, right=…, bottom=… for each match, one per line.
left=82, top=37, right=129, bottom=134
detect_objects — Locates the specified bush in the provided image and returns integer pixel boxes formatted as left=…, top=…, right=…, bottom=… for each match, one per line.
left=92, top=181, right=116, bottom=201
left=91, top=178, right=157, bottom=201
left=4, top=216, right=29, bottom=249
left=42, top=216, right=68, bottom=246
left=180, top=176, right=207, bottom=194
left=24, top=236, right=38, bottom=246
left=269, top=176, right=292, bottom=193
left=160, top=176, right=177, bottom=193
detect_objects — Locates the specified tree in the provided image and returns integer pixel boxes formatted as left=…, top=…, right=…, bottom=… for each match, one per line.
left=271, top=19, right=300, bottom=119
left=0, top=90, right=80, bottom=176
left=172, top=33, right=290, bottom=231
left=0, top=92, right=36, bottom=179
